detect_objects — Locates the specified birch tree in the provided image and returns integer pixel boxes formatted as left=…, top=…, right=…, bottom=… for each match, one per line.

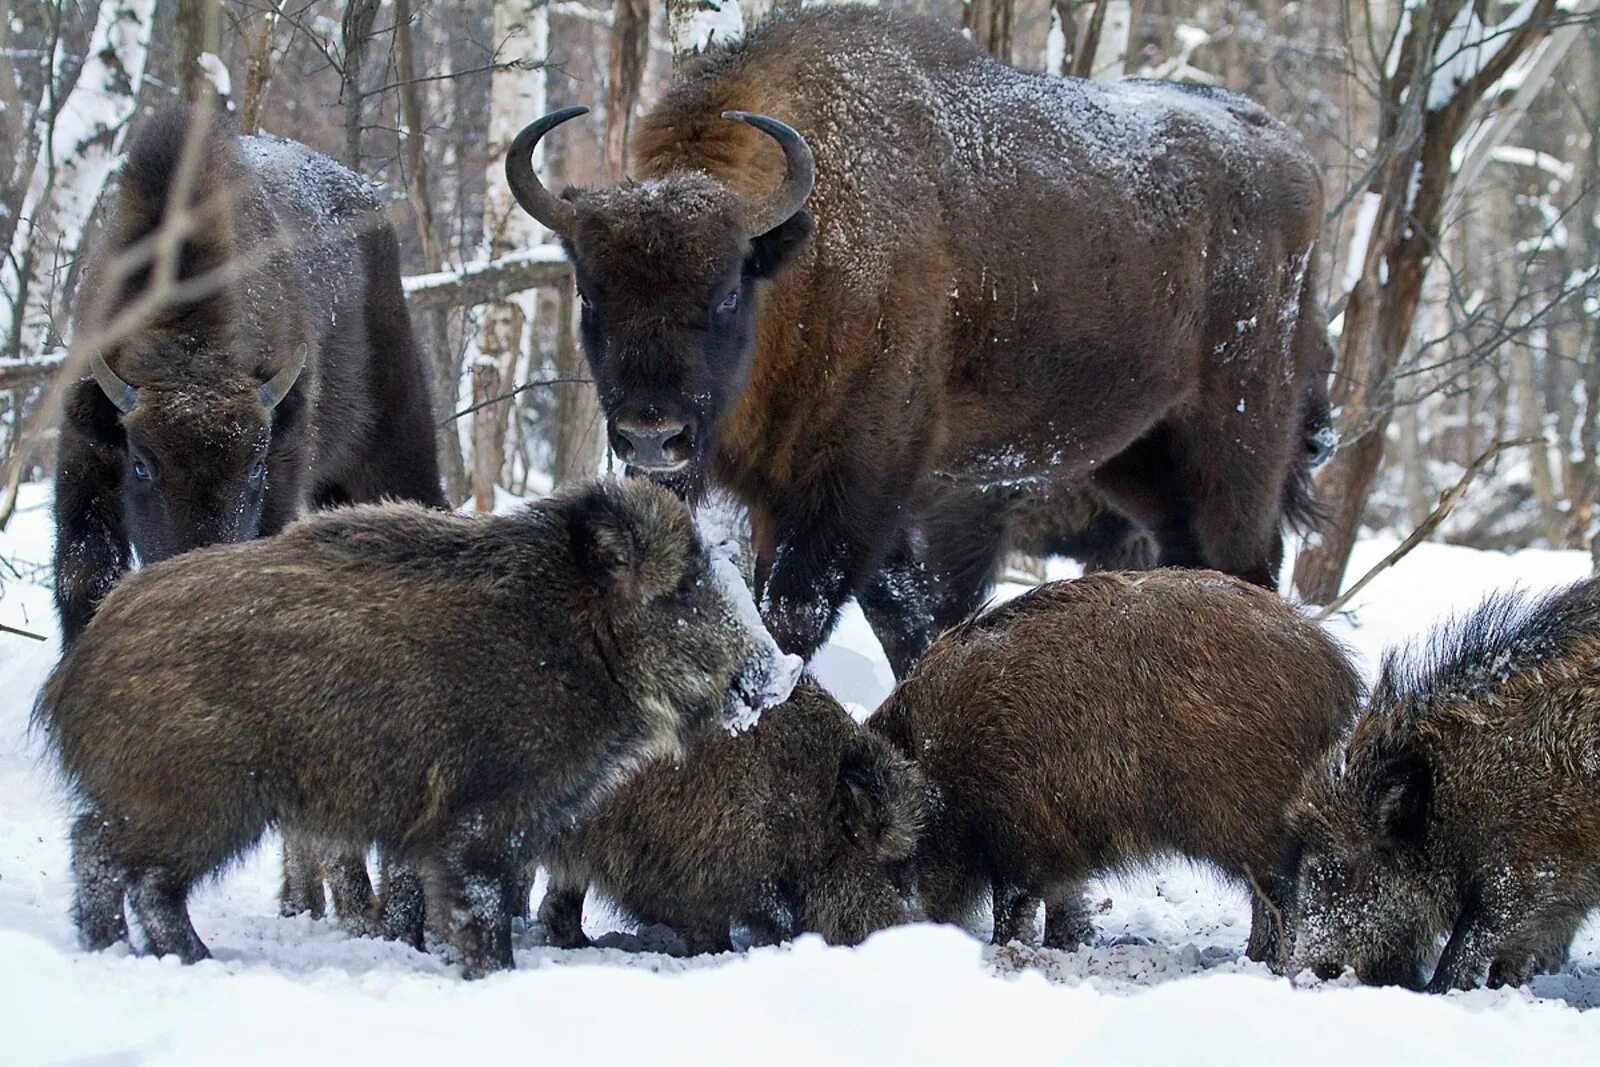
left=477, top=0, right=549, bottom=511
left=1, top=0, right=158, bottom=364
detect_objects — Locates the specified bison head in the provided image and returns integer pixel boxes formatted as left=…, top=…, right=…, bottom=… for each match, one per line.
left=87, top=344, right=305, bottom=564
left=506, top=107, right=815, bottom=494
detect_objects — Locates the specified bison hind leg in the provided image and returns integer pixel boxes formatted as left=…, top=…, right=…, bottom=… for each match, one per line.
left=128, top=870, right=209, bottom=963
left=71, top=810, right=129, bottom=951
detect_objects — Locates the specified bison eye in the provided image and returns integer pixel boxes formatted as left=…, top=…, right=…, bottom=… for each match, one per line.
left=718, top=290, right=740, bottom=314
left=249, top=460, right=268, bottom=485
left=132, top=459, right=152, bottom=481
left=577, top=288, right=592, bottom=311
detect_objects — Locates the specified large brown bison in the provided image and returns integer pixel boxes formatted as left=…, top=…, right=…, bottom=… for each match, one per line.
left=505, top=8, right=1332, bottom=675
left=53, top=107, right=447, bottom=925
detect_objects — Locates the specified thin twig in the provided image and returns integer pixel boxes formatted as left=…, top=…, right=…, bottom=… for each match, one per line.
left=1314, top=436, right=1545, bottom=620
left=1, top=621, right=47, bottom=642
left=443, top=377, right=593, bottom=424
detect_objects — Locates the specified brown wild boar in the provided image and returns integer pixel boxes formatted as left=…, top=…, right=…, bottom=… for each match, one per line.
left=537, top=680, right=924, bottom=954
left=36, top=478, right=799, bottom=978
left=869, top=571, right=1360, bottom=966
left=1289, top=579, right=1600, bottom=992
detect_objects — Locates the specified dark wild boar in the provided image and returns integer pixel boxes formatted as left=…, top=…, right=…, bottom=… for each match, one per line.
left=869, top=571, right=1360, bottom=966
left=37, top=478, right=799, bottom=978
left=537, top=680, right=924, bottom=954
left=1289, top=579, right=1600, bottom=992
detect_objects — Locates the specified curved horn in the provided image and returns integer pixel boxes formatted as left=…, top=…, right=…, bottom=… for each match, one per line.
left=88, top=349, right=137, bottom=414
left=721, top=111, right=816, bottom=237
left=258, top=344, right=307, bottom=410
left=505, top=106, right=589, bottom=239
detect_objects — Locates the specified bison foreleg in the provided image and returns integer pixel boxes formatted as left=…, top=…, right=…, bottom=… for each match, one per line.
left=857, top=527, right=936, bottom=679
left=53, top=387, right=134, bottom=646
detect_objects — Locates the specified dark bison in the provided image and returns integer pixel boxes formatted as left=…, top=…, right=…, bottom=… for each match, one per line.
left=1289, top=579, right=1600, bottom=992
left=54, top=106, right=447, bottom=922
left=537, top=680, right=924, bottom=954
left=869, top=571, right=1360, bottom=967
left=36, top=479, right=799, bottom=978
left=504, top=8, right=1332, bottom=675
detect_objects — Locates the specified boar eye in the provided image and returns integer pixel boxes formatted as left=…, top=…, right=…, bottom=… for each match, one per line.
left=672, top=575, right=697, bottom=605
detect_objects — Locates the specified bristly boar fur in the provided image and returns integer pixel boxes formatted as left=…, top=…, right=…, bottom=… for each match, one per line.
left=1289, top=579, right=1600, bottom=992
left=36, top=479, right=789, bottom=978
left=537, top=680, right=924, bottom=954
left=869, top=571, right=1360, bottom=967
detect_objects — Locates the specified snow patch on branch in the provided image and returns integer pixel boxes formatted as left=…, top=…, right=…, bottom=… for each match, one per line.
left=1342, top=191, right=1383, bottom=293
left=197, top=52, right=232, bottom=100
left=402, top=245, right=569, bottom=294
left=1428, top=0, right=1540, bottom=111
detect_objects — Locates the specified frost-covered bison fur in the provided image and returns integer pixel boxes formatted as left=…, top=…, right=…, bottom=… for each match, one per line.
left=537, top=680, right=924, bottom=954
left=1289, top=579, right=1600, bottom=992
left=504, top=7, right=1333, bottom=678
left=54, top=105, right=445, bottom=644
left=869, top=571, right=1360, bottom=966
left=37, top=479, right=789, bottom=978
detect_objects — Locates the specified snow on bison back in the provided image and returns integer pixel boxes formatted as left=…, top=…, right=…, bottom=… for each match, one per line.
left=502, top=7, right=1334, bottom=679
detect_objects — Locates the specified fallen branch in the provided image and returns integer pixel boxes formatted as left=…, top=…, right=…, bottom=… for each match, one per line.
left=1313, top=436, right=1545, bottom=621
left=0, top=354, right=67, bottom=389
left=443, top=376, right=593, bottom=424
left=403, top=247, right=571, bottom=313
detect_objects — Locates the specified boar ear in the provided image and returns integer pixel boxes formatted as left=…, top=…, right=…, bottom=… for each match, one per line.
left=1369, top=749, right=1431, bottom=850
left=835, top=738, right=922, bottom=859
left=567, top=488, right=650, bottom=603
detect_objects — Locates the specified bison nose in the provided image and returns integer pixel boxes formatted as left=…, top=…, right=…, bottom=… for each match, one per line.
left=613, top=419, right=693, bottom=471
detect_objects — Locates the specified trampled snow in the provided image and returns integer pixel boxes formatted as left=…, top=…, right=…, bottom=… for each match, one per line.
left=3, top=481, right=1599, bottom=1064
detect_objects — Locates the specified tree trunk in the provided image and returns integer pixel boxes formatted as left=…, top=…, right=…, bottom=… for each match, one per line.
left=964, top=0, right=1014, bottom=63
left=477, top=0, right=549, bottom=510
left=666, top=0, right=743, bottom=60
left=239, top=3, right=283, bottom=136
left=341, top=0, right=380, bottom=168
left=603, top=0, right=650, bottom=182
left=1293, top=0, right=1563, bottom=602
left=394, top=0, right=468, bottom=503
left=173, top=0, right=223, bottom=105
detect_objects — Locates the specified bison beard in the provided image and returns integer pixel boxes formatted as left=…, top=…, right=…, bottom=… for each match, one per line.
left=513, top=8, right=1333, bottom=678
left=53, top=106, right=448, bottom=934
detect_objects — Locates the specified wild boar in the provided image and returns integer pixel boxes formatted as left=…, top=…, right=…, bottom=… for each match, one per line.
left=38, top=478, right=799, bottom=978
left=869, top=571, right=1359, bottom=966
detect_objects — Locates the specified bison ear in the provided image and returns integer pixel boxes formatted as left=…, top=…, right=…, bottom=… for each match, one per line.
left=746, top=210, right=814, bottom=279
left=1368, top=748, right=1431, bottom=851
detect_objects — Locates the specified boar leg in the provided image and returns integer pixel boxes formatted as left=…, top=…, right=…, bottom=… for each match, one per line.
left=536, top=878, right=591, bottom=949
left=128, top=870, right=209, bottom=964
left=991, top=882, right=1041, bottom=946
left=377, top=855, right=428, bottom=950
left=1041, top=890, right=1096, bottom=951
left=682, top=924, right=736, bottom=956
left=278, top=833, right=327, bottom=920
left=327, top=851, right=381, bottom=937
left=439, top=824, right=516, bottom=978
left=503, top=861, right=538, bottom=923
left=1487, top=908, right=1587, bottom=988
left=70, top=810, right=129, bottom=951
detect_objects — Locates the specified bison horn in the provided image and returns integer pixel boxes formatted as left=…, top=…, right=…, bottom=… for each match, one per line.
left=258, top=344, right=307, bottom=410
left=505, top=106, right=588, bottom=240
left=87, top=349, right=137, bottom=414
left=722, top=111, right=816, bottom=238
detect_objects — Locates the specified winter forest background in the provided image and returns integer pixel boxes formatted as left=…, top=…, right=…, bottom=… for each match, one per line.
left=3, top=0, right=1600, bottom=606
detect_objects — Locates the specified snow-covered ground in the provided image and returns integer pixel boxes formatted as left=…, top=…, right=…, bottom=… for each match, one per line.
left=2, top=481, right=1598, bottom=1065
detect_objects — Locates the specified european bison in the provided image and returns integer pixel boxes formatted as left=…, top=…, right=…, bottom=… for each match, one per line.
left=54, top=106, right=448, bottom=923
left=37, top=479, right=800, bottom=978
left=504, top=8, right=1332, bottom=675
left=1289, top=579, right=1600, bottom=992
left=869, top=571, right=1360, bottom=966
left=537, top=680, right=924, bottom=954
